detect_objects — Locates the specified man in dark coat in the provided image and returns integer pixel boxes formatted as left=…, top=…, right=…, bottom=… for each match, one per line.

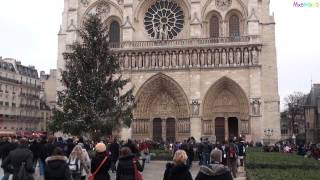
left=195, top=148, right=233, bottom=180
left=109, top=138, right=120, bottom=173
left=1, top=138, right=35, bottom=180
left=0, top=137, right=17, bottom=180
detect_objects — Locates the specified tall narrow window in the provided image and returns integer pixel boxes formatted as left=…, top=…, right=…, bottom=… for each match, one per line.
left=229, top=14, right=240, bottom=37
left=109, top=21, right=120, bottom=43
left=209, top=15, right=220, bottom=38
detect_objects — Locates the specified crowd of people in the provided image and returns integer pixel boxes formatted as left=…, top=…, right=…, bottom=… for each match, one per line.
left=263, top=141, right=320, bottom=160
left=0, top=136, right=247, bottom=180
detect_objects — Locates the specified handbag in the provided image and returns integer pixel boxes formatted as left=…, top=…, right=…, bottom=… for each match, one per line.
left=88, top=156, right=108, bottom=180
left=133, top=159, right=143, bottom=180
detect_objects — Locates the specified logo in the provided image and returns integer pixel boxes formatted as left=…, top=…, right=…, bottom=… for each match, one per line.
left=293, top=1, right=320, bottom=8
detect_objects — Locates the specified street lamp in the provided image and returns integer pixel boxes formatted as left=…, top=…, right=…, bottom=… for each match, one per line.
left=264, top=128, right=274, bottom=145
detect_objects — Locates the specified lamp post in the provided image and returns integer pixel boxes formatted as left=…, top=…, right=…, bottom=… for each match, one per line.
left=264, top=128, right=274, bottom=145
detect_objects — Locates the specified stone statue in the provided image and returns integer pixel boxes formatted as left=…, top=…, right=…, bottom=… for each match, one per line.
left=178, top=51, right=184, bottom=67
left=252, top=49, right=259, bottom=64
left=229, top=50, right=234, bottom=65
left=244, top=50, right=249, bottom=65
left=251, top=99, right=261, bottom=116
left=172, top=52, right=177, bottom=67
left=192, top=51, right=198, bottom=67
left=214, top=50, right=220, bottom=66
left=207, top=51, right=212, bottom=66
left=222, top=50, right=227, bottom=66
left=151, top=53, right=156, bottom=68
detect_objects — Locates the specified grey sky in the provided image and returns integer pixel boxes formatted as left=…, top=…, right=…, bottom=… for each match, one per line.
left=0, top=0, right=319, bottom=106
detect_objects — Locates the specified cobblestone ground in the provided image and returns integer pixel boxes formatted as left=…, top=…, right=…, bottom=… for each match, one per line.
left=0, top=161, right=245, bottom=180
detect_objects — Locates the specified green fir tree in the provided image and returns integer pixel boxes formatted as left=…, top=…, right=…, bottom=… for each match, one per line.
left=49, top=14, right=134, bottom=138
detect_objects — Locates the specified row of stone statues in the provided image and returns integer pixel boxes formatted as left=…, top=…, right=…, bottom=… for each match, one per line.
left=116, top=47, right=259, bottom=70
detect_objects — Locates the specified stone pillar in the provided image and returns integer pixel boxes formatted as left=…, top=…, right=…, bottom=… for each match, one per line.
left=190, top=0, right=202, bottom=38
left=224, top=117, right=229, bottom=141
left=123, top=0, right=134, bottom=41
left=162, top=118, right=166, bottom=141
left=190, top=117, right=201, bottom=141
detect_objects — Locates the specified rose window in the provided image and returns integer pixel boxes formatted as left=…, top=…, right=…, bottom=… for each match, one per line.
left=144, top=0, right=185, bottom=40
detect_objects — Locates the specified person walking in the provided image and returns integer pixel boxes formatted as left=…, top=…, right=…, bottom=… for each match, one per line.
left=202, top=138, right=212, bottom=166
left=69, top=145, right=90, bottom=180
left=91, top=142, right=111, bottom=180
left=227, top=140, right=238, bottom=178
left=45, top=147, right=72, bottom=180
left=195, top=148, right=233, bottom=180
left=0, top=137, right=17, bottom=180
left=163, top=150, right=193, bottom=180
left=1, top=138, right=34, bottom=180
left=116, top=147, right=144, bottom=180
left=109, top=138, right=120, bottom=172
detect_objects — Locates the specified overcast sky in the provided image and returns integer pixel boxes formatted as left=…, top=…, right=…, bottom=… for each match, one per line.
left=0, top=0, right=319, bottom=106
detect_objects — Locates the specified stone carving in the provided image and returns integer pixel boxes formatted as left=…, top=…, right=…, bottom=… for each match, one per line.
left=67, top=19, right=77, bottom=31
left=241, top=120, right=249, bottom=134
left=251, top=98, right=261, bottom=116
left=191, top=99, right=200, bottom=116
left=215, top=0, right=232, bottom=11
left=80, top=0, right=89, bottom=6
left=115, top=46, right=260, bottom=71
left=95, top=1, right=110, bottom=19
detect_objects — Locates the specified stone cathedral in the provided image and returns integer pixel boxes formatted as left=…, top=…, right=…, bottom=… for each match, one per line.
left=57, top=0, right=280, bottom=143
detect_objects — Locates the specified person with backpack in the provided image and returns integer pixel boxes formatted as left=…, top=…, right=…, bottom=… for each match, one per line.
left=0, top=137, right=18, bottom=180
left=1, top=138, right=34, bottom=180
left=227, top=140, right=239, bottom=178
left=69, top=145, right=90, bottom=180
left=91, top=142, right=111, bottom=180
left=116, top=146, right=144, bottom=180
left=44, top=147, right=72, bottom=180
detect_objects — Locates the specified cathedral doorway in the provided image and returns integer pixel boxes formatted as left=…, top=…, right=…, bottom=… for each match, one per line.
left=228, top=117, right=239, bottom=140
left=166, top=118, right=176, bottom=143
left=203, top=77, right=250, bottom=141
left=215, top=117, right=225, bottom=143
left=133, top=73, right=190, bottom=141
left=153, top=118, right=162, bottom=142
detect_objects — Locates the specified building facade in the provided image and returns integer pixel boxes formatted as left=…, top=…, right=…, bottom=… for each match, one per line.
left=0, top=57, right=42, bottom=134
left=305, top=84, right=320, bottom=143
left=57, top=0, right=280, bottom=143
left=39, top=69, right=57, bottom=131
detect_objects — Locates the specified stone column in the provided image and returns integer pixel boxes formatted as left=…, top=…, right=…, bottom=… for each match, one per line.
left=224, top=117, right=229, bottom=141
left=162, top=118, right=166, bottom=141
left=190, top=117, right=201, bottom=141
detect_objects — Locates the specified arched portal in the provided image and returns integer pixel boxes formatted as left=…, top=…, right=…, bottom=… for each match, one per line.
left=133, top=73, right=190, bottom=141
left=203, top=77, right=249, bottom=141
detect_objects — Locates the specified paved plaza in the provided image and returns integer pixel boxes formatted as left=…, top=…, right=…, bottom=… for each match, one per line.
left=0, top=160, right=245, bottom=180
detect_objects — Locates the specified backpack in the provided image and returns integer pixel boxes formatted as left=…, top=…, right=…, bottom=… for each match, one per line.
left=229, top=146, right=237, bottom=159
left=68, top=158, right=80, bottom=173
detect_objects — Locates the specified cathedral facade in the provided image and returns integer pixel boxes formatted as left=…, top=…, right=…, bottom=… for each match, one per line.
left=57, top=0, right=280, bottom=143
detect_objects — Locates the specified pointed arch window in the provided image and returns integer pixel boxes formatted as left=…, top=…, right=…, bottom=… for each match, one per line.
left=229, top=15, right=240, bottom=37
left=209, top=15, right=220, bottom=38
left=109, top=21, right=120, bottom=43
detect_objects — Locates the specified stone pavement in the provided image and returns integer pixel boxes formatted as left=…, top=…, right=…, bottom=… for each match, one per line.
left=0, top=161, right=246, bottom=180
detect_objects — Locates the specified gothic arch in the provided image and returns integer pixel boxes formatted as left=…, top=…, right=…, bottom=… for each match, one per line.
left=225, top=9, right=245, bottom=36
left=202, top=0, right=248, bottom=21
left=81, top=0, right=123, bottom=27
left=204, top=10, right=223, bottom=38
left=202, top=77, right=249, bottom=120
left=134, top=73, right=190, bottom=119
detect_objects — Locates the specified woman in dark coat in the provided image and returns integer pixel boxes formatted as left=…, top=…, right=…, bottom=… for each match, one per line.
left=163, top=150, right=193, bottom=180
left=45, top=147, right=72, bottom=180
left=91, top=142, right=111, bottom=180
left=116, top=147, right=144, bottom=180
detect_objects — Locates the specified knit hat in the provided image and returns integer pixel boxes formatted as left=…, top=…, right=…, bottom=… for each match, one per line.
left=95, top=142, right=106, bottom=153
left=210, top=148, right=223, bottom=163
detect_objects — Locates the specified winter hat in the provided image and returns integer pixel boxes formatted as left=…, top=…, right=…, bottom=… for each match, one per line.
left=95, top=142, right=106, bottom=153
left=210, top=148, right=223, bottom=163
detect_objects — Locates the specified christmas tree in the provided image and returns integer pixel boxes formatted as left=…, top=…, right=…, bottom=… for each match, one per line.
left=50, top=14, right=134, bottom=138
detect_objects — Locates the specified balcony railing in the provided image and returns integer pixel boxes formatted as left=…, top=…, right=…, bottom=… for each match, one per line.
left=110, top=35, right=261, bottom=50
left=110, top=36, right=262, bottom=71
